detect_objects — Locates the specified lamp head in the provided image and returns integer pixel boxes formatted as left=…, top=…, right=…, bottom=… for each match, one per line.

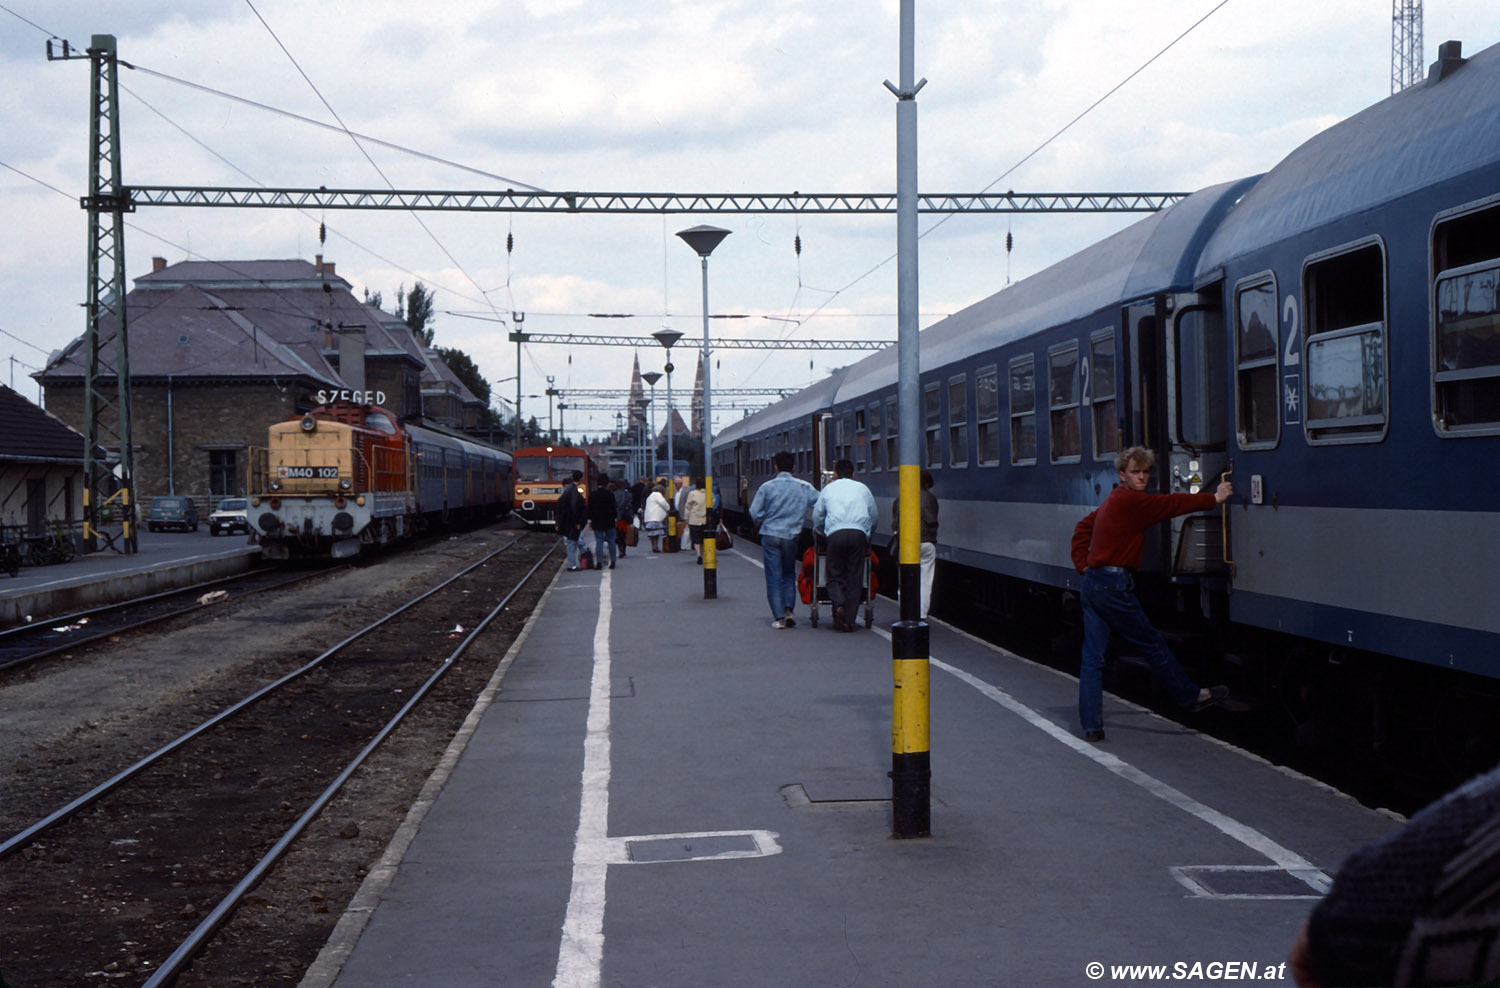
left=676, top=224, right=731, bottom=258
left=641, top=371, right=662, bottom=386
left=653, top=327, right=685, bottom=350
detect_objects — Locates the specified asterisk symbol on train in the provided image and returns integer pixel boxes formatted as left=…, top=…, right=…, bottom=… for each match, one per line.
left=1284, top=384, right=1300, bottom=414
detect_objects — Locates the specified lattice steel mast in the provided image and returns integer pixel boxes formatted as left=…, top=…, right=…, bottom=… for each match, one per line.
left=1392, top=0, right=1423, bottom=93
left=51, top=35, right=137, bottom=553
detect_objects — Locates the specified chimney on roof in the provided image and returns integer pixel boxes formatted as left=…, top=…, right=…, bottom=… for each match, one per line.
left=1428, top=40, right=1467, bottom=84
left=314, top=254, right=337, bottom=277
left=152, top=256, right=167, bottom=273
left=338, top=325, right=367, bottom=394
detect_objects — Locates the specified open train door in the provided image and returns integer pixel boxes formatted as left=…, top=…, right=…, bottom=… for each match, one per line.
left=1165, top=292, right=1232, bottom=582
left=811, top=412, right=834, bottom=490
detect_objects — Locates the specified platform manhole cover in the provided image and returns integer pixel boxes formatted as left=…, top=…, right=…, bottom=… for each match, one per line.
left=626, top=835, right=758, bottom=863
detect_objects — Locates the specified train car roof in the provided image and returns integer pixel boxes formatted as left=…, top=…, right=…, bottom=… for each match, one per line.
left=716, top=366, right=851, bottom=443
left=1196, top=39, right=1500, bottom=278
left=834, top=178, right=1257, bottom=400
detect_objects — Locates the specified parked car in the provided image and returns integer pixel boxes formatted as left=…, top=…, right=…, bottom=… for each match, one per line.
left=209, top=497, right=249, bottom=536
left=146, top=495, right=199, bottom=533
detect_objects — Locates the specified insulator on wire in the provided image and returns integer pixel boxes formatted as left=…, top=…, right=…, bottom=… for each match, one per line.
left=794, top=234, right=802, bottom=256
left=319, top=221, right=326, bottom=246
left=1006, top=232, right=1013, bottom=253
left=507, top=232, right=514, bottom=254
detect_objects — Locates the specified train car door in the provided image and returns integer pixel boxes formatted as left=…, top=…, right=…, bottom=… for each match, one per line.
left=1165, top=293, right=1231, bottom=577
left=811, top=412, right=833, bottom=489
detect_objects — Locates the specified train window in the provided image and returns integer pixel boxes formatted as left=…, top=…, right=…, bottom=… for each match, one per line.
left=868, top=403, right=883, bottom=471
left=843, top=411, right=854, bottom=464
left=1304, top=241, right=1388, bottom=442
left=854, top=408, right=868, bottom=472
left=363, top=410, right=397, bottom=435
left=948, top=375, right=969, bottom=467
left=976, top=365, right=1000, bottom=466
left=1176, top=308, right=1226, bottom=448
left=1089, top=332, right=1119, bottom=459
left=1009, top=356, right=1037, bottom=465
left=1048, top=343, right=1082, bottom=462
left=923, top=383, right=942, bottom=468
left=1433, top=201, right=1500, bottom=435
left=1234, top=277, right=1280, bottom=448
left=885, top=396, right=899, bottom=466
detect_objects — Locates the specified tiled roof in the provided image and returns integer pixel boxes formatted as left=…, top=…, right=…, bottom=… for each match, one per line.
left=0, top=385, right=86, bottom=462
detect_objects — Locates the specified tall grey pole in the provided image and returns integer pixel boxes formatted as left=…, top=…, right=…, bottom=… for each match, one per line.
left=676, top=225, right=730, bottom=599
left=885, top=0, right=930, bottom=839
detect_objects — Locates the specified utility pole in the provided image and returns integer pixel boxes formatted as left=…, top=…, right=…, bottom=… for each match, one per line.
left=1392, top=0, right=1423, bottom=93
left=50, top=35, right=137, bottom=553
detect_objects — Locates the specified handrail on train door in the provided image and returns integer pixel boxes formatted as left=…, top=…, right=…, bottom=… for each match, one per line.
left=1221, top=458, right=1235, bottom=578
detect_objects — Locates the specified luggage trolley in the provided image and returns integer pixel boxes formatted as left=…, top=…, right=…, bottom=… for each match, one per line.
left=806, top=536, right=875, bottom=630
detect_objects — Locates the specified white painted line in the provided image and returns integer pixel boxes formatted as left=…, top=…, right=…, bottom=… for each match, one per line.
left=552, top=569, right=614, bottom=988
left=873, top=626, right=1330, bottom=894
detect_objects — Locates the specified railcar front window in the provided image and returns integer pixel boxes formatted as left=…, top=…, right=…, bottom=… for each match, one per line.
left=515, top=457, right=549, bottom=483
left=1235, top=278, right=1280, bottom=448
left=1304, top=241, right=1387, bottom=442
left=1009, top=356, right=1037, bottom=465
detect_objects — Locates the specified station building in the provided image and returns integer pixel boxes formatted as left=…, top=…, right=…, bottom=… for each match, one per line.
left=33, top=256, right=486, bottom=518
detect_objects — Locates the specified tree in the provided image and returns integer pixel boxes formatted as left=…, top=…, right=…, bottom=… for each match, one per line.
left=397, top=282, right=436, bottom=345
left=362, top=287, right=384, bottom=310
left=435, top=346, right=490, bottom=406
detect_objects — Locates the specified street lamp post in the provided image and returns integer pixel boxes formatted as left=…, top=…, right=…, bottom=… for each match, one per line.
left=676, top=224, right=730, bottom=599
left=641, top=371, right=661, bottom=480
left=653, top=327, right=685, bottom=543
left=545, top=376, right=558, bottom=442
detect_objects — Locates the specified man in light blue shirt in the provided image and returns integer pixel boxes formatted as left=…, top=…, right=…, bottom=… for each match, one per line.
left=812, top=459, right=878, bottom=632
left=749, top=450, right=819, bottom=629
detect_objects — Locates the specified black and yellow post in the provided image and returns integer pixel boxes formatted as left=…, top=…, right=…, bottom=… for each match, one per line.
left=891, top=462, right=931, bottom=837
left=701, top=475, right=717, bottom=598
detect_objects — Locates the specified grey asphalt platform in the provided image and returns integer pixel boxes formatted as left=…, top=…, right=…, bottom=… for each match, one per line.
left=307, top=541, right=1403, bottom=988
left=0, top=529, right=259, bottom=627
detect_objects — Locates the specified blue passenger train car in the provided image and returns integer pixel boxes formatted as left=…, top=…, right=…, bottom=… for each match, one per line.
left=713, top=39, right=1500, bottom=752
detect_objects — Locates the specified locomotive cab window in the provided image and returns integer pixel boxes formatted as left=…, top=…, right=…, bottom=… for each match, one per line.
left=1235, top=276, right=1280, bottom=448
left=1048, top=342, right=1082, bottom=462
left=948, top=375, right=968, bottom=468
left=1303, top=240, right=1388, bottom=443
left=1009, top=356, right=1037, bottom=465
left=1089, top=332, right=1119, bottom=460
left=1433, top=200, right=1500, bottom=435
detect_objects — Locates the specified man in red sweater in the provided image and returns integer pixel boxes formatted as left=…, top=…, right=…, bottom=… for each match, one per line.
left=1070, top=446, right=1233, bottom=741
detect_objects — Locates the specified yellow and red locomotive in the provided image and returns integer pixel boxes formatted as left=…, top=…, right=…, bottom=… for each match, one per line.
left=250, top=402, right=512, bottom=559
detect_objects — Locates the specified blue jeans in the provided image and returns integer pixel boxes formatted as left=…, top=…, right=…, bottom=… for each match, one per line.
left=593, top=528, right=617, bottom=567
left=1079, top=567, right=1200, bottom=732
left=565, top=535, right=581, bottom=569
left=761, top=535, right=800, bottom=620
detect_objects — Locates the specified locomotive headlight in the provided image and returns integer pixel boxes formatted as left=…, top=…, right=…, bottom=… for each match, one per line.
left=340, top=479, right=351, bottom=490
left=301, top=415, right=317, bottom=432
left=270, top=480, right=281, bottom=491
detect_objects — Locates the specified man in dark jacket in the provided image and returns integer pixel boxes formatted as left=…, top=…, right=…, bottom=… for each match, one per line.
left=611, top=480, right=634, bottom=557
left=587, top=478, right=619, bottom=570
left=556, top=471, right=588, bottom=570
left=1070, top=446, right=1232, bottom=741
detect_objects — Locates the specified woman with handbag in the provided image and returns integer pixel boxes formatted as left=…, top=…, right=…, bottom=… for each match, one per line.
left=684, top=478, right=708, bottom=564
left=642, top=482, right=671, bottom=552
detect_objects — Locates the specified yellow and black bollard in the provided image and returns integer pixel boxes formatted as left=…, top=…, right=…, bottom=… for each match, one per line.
left=890, top=462, right=930, bottom=837
left=702, top=474, right=717, bottom=598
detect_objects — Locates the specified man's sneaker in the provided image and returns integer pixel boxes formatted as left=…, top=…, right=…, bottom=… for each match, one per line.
left=1188, top=684, right=1231, bottom=712
left=770, top=619, right=786, bottom=629
left=782, top=613, right=796, bottom=628
left=1083, top=729, right=1106, bottom=742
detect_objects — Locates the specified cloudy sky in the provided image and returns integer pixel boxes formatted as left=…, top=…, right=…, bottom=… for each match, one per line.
left=2, top=1, right=1497, bottom=439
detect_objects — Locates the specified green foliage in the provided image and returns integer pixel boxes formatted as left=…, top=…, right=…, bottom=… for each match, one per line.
left=396, top=282, right=436, bottom=345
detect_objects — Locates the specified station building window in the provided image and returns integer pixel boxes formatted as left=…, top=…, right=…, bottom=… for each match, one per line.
left=948, top=375, right=968, bottom=468
left=209, top=449, right=239, bottom=497
left=1048, top=342, right=1082, bottom=462
left=1009, top=355, right=1037, bottom=465
left=1089, top=332, right=1119, bottom=459
left=1433, top=199, right=1500, bottom=435
left=1303, top=240, right=1388, bottom=443
left=976, top=364, right=1000, bottom=466
left=1235, top=276, right=1280, bottom=448
left=923, top=383, right=942, bottom=468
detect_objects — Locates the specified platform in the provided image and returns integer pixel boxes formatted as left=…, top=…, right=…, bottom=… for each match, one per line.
left=0, top=529, right=259, bottom=629
left=303, top=540, right=1402, bottom=988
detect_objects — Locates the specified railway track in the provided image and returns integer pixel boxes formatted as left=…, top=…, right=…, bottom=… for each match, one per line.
left=0, top=531, right=560, bottom=988
left=0, top=565, right=338, bottom=673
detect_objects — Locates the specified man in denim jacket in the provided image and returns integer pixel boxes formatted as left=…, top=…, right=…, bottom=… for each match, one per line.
left=749, top=451, right=818, bottom=629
